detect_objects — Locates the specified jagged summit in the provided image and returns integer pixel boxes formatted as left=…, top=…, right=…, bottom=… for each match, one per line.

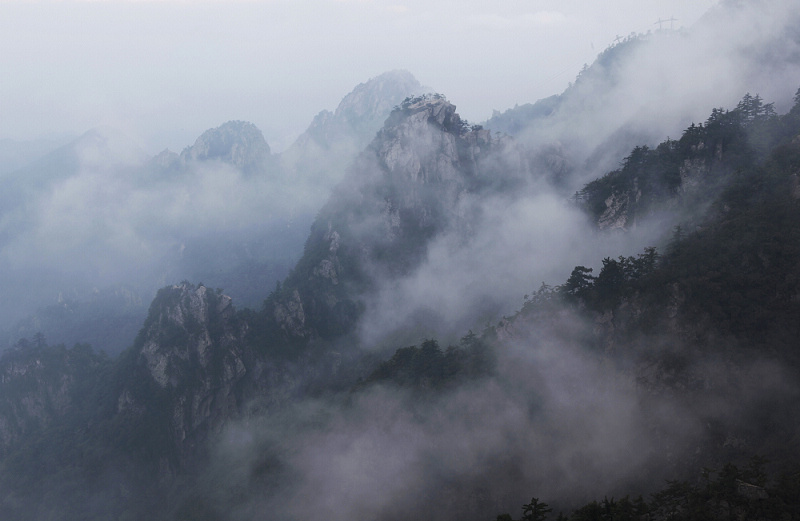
left=268, top=93, right=528, bottom=344
left=133, top=282, right=243, bottom=390
left=383, top=94, right=461, bottom=130
left=181, top=120, right=270, bottom=172
left=281, top=71, right=426, bottom=185
left=117, top=282, right=248, bottom=462
left=331, top=69, right=425, bottom=139
left=373, top=94, right=480, bottom=185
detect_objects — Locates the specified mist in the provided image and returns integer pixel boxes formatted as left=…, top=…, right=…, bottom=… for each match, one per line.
left=1, top=0, right=716, bottom=151
left=184, top=2, right=800, bottom=518
left=352, top=0, right=800, bottom=349
left=0, top=125, right=318, bottom=349
left=202, top=298, right=791, bottom=521
left=1, top=1, right=799, bottom=520
left=493, top=0, right=800, bottom=187
left=356, top=185, right=673, bottom=349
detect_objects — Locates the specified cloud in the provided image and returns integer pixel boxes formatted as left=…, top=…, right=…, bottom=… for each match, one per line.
left=386, top=4, right=408, bottom=13
left=206, top=304, right=716, bottom=521
left=0, top=125, right=324, bottom=331
left=466, top=11, right=567, bottom=31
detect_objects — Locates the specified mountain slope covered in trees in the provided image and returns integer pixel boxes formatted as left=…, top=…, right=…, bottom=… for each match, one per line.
left=1, top=3, right=800, bottom=518
left=0, top=84, right=798, bottom=521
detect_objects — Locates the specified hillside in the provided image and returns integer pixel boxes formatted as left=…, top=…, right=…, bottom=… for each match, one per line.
left=0, top=71, right=424, bottom=355
left=0, top=84, right=798, bottom=521
left=1, top=2, right=800, bottom=518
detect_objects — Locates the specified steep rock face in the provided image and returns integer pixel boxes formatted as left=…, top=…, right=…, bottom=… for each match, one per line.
left=280, top=70, right=425, bottom=189
left=181, top=120, right=271, bottom=173
left=679, top=155, right=710, bottom=193
left=335, top=70, right=427, bottom=142
left=0, top=342, right=107, bottom=456
left=580, top=132, right=730, bottom=232
left=120, top=283, right=248, bottom=459
left=596, top=183, right=641, bottom=231
left=136, top=284, right=244, bottom=389
left=271, top=94, right=530, bottom=343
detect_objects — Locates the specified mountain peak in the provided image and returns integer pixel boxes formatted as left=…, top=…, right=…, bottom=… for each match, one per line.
left=134, top=282, right=241, bottom=389
left=181, top=120, right=270, bottom=172
left=373, top=94, right=480, bottom=185
left=288, top=70, right=426, bottom=154
left=333, top=70, right=424, bottom=129
left=388, top=93, right=461, bottom=130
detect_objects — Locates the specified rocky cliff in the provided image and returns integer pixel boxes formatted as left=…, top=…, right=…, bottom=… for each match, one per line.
left=0, top=339, right=108, bottom=456
left=293, top=70, right=424, bottom=152
left=269, top=94, right=530, bottom=344
left=578, top=92, right=795, bottom=231
left=116, top=283, right=249, bottom=462
left=280, top=70, right=426, bottom=190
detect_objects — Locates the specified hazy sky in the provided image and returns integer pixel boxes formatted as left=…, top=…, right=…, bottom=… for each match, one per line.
left=1, top=0, right=717, bottom=152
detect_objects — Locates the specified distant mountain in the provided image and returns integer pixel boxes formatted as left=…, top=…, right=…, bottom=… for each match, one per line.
left=482, top=1, right=800, bottom=190
left=297, top=69, right=426, bottom=148
left=181, top=120, right=272, bottom=174
left=0, top=121, right=292, bottom=355
left=280, top=70, right=427, bottom=188
left=0, top=126, right=147, bottom=210
left=2, top=4, right=800, bottom=519
left=0, top=136, right=73, bottom=175
left=0, top=127, right=149, bottom=332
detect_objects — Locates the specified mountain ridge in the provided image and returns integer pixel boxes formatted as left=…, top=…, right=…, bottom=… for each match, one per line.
left=1, top=4, right=800, bottom=516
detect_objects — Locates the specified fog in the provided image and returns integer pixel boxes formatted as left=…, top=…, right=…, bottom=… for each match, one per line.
left=356, top=185, right=673, bottom=349
left=185, top=2, right=800, bottom=518
left=353, top=0, right=800, bottom=349
left=204, top=304, right=799, bottom=521
left=492, top=0, right=800, bottom=187
left=2, top=0, right=800, bottom=519
left=0, top=125, right=315, bottom=348
left=1, top=0, right=715, bottom=152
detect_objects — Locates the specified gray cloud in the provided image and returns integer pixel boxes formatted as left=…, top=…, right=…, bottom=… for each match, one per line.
left=207, top=308, right=713, bottom=521
left=0, top=0, right=717, bottom=152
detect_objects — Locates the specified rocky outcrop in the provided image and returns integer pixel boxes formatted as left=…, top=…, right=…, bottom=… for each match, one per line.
left=597, top=189, right=638, bottom=231
left=121, top=283, right=249, bottom=459
left=280, top=70, right=426, bottom=190
left=377, top=95, right=467, bottom=185
left=0, top=341, right=107, bottom=455
left=368, top=94, right=525, bottom=229
left=297, top=70, right=425, bottom=152
left=273, top=288, right=308, bottom=340
left=136, top=283, right=245, bottom=389
left=272, top=94, right=530, bottom=343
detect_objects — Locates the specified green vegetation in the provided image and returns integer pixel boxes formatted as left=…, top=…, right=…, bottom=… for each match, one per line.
left=1, top=72, right=799, bottom=521
left=578, top=89, right=800, bottom=228
left=498, top=460, right=800, bottom=521
left=362, top=332, right=494, bottom=391
left=549, top=89, right=800, bottom=355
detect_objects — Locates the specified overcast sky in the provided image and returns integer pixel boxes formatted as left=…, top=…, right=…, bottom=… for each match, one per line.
left=1, top=0, right=717, bottom=153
